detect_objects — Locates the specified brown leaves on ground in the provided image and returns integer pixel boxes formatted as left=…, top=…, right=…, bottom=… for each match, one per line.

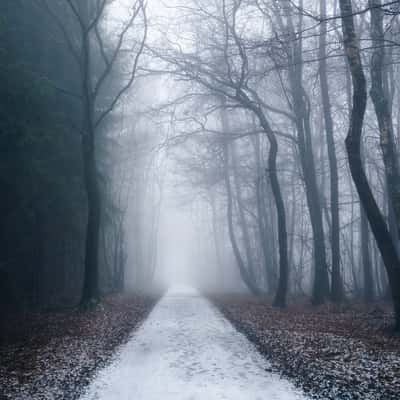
left=0, top=294, right=159, bottom=400
left=211, top=294, right=400, bottom=400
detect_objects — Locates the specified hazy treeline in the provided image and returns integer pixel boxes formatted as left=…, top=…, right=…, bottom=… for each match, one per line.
left=1, top=0, right=400, bottom=333
left=0, top=0, right=161, bottom=314
left=153, top=0, right=400, bottom=329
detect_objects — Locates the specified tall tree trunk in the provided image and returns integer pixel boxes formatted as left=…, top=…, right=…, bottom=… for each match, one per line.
left=278, top=4, right=330, bottom=305
left=249, top=106, right=289, bottom=307
left=360, top=205, right=374, bottom=302
left=369, top=0, right=400, bottom=237
left=210, top=190, right=224, bottom=282
left=231, top=142, right=257, bottom=284
left=339, top=0, right=400, bottom=330
left=288, top=169, right=297, bottom=279
left=256, top=172, right=274, bottom=293
left=222, top=140, right=260, bottom=295
left=319, top=0, right=343, bottom=302
left=80, top=14, right=101, bottom=306
left=253, top=128, right=273, bottom=293
left=81, top=137, right=101, bottom=305
left=292, top=89, right=330, bottom=305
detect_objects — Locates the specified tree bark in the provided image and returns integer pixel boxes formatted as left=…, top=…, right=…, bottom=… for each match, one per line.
left=81, top=136, right=101, bottom=305
left=369, top=0, right=400, bottom=239
left=209, top=191, right=224, bottom=283
left=340, top=0, right=400, bottom=330
left=231, top=142, right=257, bottom=284
left=361, top=205, right=374, bottom=302
left=256, top=171, right=274, bottom=293
left=80, top=12, right=101, bottom=306
left=319, top=0, right=343, bottom=302
left=222, top=139, right=260, bottom=295
left=249, top=106, right=289, bottom=307
left=279, top=4, right=330, bottom=304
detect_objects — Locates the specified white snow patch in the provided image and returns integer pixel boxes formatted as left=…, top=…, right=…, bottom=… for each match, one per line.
left=80, top=286, right=309, bottom=400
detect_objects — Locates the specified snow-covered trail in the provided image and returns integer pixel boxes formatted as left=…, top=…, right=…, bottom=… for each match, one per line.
left=80, top=286, right=308, bottom=400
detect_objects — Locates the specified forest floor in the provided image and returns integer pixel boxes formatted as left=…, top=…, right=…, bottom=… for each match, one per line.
left=0, top=293, right=159, bottom=400
left=211, top=294, right=400, bottom=400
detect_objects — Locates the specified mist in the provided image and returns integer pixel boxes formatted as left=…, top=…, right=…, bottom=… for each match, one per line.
left=1, top=1, right=400, bottom=399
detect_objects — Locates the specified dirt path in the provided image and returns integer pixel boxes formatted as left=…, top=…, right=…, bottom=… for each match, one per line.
left=80, top=286, right=307, bottom=400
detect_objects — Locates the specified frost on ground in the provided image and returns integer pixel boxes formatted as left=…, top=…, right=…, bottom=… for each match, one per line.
left=212, top=294, right=400, bottom=400
left=80, top=286, right=308, bottom=400
left=0, top=294, right=157, bottom=400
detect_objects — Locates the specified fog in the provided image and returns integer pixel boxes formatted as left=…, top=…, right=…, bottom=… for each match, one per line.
left=1, top=0, right=400, bottom=320
left=106, top=0, right=400, bottom=306
left=1, top=1, right=400, bottom=398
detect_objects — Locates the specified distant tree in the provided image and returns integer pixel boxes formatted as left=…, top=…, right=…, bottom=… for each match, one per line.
left=153, top=0, right=290, bottom=305
left=0, top=0, right=86, bottom=311
left=38, top=0, right=147, bottom=306
left=319, top=0, right=343, bottom=303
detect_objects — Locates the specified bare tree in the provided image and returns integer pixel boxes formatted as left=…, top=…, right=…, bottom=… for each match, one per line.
left=319, top=0, right=343, bottom=302
left=39, top=0, right=147, bottom=306
left=151, top=0, right=290, bottom=305
left=369, top=0, right=400, bottom=238
left=339, top=0, right=400, bottom=330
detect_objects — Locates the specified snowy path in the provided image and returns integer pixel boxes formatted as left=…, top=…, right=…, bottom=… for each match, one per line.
left=80, top=286, right=308, bottom=400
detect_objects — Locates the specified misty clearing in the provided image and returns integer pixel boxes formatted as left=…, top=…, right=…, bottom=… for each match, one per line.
left=0, top=1, right=400, bottom=400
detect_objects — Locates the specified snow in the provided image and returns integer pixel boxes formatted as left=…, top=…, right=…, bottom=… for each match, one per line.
left=80, top=286, right=308, bottom=400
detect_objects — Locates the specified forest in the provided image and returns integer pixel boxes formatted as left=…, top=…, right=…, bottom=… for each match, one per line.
left=0, top=1, right=399, bottom=399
